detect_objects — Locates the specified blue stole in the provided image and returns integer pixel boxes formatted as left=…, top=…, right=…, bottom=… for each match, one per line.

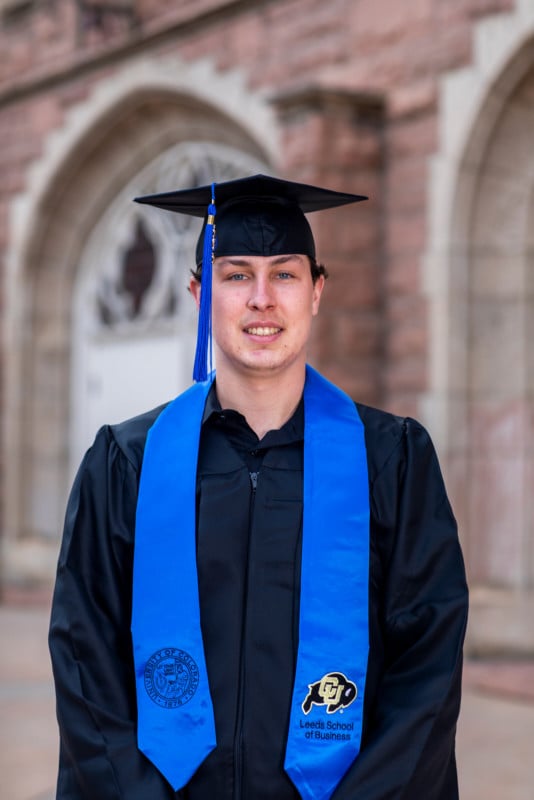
left=131, top=366, right=369, bottom=799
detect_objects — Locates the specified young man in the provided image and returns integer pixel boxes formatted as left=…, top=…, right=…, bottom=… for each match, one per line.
left=49, top=175, right=468, bottom=800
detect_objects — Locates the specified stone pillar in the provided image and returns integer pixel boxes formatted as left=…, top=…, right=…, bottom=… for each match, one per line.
left=270, top=87, right=385, bottom=407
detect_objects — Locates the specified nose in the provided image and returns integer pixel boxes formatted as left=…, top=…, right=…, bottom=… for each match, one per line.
left=247, top=275, right=275, bottom=310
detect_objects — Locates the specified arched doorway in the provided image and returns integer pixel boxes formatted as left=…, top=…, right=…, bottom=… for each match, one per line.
left=71, top=141, right=267, bottom=475
left=3, top=83, right=273, bottom=585
left=428, top=30, right=534, bottom=652
left=455, top=55, right=534, bottom=595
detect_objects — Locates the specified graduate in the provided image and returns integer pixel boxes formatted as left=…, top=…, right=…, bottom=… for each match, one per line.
left=49, top=174, right=468, bottom=800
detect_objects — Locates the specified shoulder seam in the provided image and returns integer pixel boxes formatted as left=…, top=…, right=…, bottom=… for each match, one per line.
left=105, top=424, right=140, bottom=474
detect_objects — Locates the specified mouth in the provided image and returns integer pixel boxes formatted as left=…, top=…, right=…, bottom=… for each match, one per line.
left=244, top=326, right=282, bottom=336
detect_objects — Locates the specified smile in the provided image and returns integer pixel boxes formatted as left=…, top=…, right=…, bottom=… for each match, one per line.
left=244, top=327, right=282, bottom=336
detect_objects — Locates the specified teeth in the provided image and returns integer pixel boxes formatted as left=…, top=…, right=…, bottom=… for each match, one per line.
left=246, top=327, right=281, bottom=336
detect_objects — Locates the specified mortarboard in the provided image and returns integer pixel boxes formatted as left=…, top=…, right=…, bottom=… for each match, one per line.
left=134, top=174, right=367, bottom=381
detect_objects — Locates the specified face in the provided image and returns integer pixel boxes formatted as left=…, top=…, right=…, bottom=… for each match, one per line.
left=190, top=254, right=324, bottom=382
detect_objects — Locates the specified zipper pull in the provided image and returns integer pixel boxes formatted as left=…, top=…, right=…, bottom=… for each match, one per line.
left=249, top=471, right=258, bottom=492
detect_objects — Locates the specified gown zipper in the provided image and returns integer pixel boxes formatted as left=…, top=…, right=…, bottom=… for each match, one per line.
left=234, top=470, right=259, bottom=799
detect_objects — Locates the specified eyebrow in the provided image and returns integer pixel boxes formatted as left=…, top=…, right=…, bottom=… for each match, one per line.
left=215, top=257, right=251, bottom=267
left=215, top=254, right=305, bottom=267
left=271, top=255, right=305, bottom=265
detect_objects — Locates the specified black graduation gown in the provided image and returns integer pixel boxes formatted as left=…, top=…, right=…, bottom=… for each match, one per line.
left=49, top=400, right=468, bottom=799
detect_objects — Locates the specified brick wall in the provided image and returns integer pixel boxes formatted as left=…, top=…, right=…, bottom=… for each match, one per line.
left=1, top=0, right=520, bottom=582
left=0, top=0, right=516, bottom=423
left=272, top=88, right=385, bottom=405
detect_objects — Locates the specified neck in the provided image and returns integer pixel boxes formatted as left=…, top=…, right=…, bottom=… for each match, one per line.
left=214, top=366, right=306, bottom=439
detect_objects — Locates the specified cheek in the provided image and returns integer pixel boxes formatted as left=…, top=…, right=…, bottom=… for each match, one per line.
left=211, top=294, right=241, bottom=337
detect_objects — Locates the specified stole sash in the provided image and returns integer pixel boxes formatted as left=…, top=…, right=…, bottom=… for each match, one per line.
left=131, top=365, right=369, bottom=798
left=284, top=367, right=369, bottom=800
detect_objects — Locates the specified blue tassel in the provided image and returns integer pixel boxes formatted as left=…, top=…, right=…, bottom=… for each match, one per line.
left=192, top=184, right=216, bottom=382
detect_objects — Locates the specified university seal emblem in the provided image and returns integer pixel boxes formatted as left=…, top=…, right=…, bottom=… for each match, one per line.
left=302, top=672, right=357, bottom=715
left=144, top=647, right=200, bottom=709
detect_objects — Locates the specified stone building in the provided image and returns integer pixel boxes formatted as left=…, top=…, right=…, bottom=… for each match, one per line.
left=0, top=0, right=533, bottom=654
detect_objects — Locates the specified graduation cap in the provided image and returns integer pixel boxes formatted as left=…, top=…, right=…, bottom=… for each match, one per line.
left=135, top=174, right=367, bottom=382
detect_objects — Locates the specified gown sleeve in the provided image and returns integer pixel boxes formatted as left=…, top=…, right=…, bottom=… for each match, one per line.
left=332, top=417, right=468, bottom=800
left=48, top=426, right=176, bottom=800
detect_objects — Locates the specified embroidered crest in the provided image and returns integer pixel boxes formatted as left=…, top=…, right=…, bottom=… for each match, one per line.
left=302, top=672, right=357, bottom=715
left=144, top=647, right=200, bottom=709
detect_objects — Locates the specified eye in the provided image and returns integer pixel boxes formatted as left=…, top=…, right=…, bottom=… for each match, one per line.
left=227, top=272, right=248, bottom=281
left=276, top=271, right=293, bottom=280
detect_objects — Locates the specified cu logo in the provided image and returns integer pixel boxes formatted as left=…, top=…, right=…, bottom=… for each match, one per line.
left=302, top=672, right=357, bottom=715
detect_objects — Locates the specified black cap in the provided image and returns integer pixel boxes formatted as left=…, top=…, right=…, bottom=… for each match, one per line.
left=134, top=173, right=367, bottom=264
left=134, top=174, right=367, bottom=382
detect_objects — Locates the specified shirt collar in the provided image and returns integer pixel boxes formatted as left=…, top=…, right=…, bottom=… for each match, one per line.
left=202, top=382, right=304, bottom=447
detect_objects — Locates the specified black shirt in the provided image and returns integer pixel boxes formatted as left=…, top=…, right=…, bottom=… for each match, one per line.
left=202, top=385, right=304, bottom=473
left=192, top=389, right=305, bottom=798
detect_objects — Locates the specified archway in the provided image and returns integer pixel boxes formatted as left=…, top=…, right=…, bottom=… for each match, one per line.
left=3, top=79, right=273, bottom=584
left=462, top=64, right=534, bottom=591
left=71, top=140, right=267, bottom=475
left=427, top=19, right=534, bottom=651
left=448, top=49, right=534, bottom=593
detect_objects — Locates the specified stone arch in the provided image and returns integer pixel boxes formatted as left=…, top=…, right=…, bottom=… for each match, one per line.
left=69, top=139, right=268, bottom=476
left=425, top=2, right=534, bottom=651
left=460, top=58, right=534, bottom=590
left=3, top=57, right=276, bottom=584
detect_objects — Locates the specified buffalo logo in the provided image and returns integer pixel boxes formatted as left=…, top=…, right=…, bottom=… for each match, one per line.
left=302, top=672, right=357, bottom=715
left=144, top=647, right=199, bottom=709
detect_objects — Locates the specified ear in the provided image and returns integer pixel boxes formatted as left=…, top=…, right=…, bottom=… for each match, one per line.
left=189, top=276, right=201, bottom=310
left=311, top=274, right=325, bottom=316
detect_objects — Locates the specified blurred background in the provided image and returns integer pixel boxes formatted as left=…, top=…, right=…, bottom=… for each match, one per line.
left=0, top=0, right=533, bottom=797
